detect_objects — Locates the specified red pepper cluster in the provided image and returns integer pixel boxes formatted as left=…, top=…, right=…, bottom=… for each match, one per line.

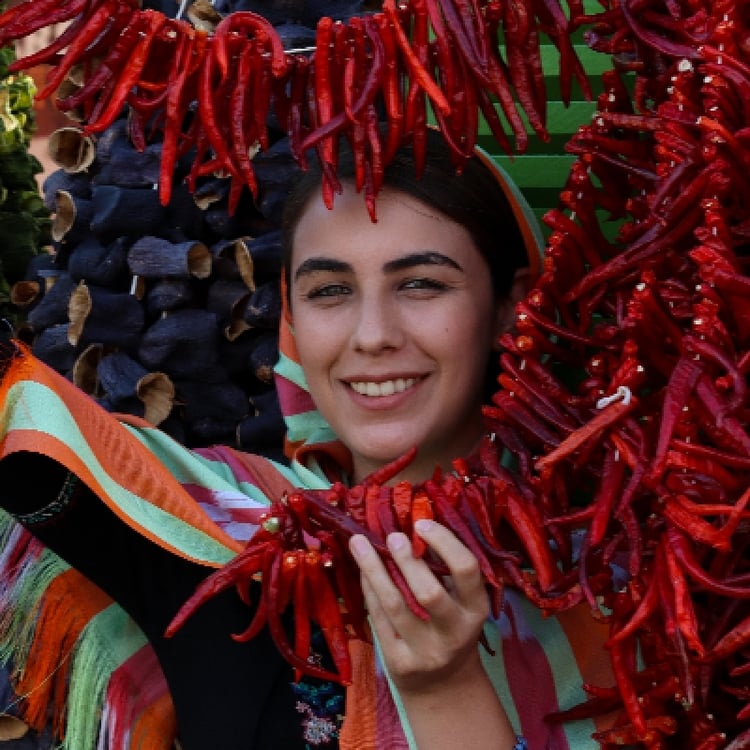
left=483, top=1, right=750, bottom=747
left=0, top=0, right=588, bottom=218
left=166, top=440, right=568, bottom=688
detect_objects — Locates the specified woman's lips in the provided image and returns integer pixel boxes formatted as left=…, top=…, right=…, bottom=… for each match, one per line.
left=347, top=377, right=420, bottom=397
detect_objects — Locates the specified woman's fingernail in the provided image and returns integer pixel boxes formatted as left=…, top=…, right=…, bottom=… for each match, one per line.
left=349, top=535, right=371, bottom=558
left=387, top=532, right=408, bottom=552
left=414, top=519, right=434, bottom=534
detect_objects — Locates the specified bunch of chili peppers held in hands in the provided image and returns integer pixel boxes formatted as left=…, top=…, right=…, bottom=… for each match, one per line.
left=4, top=0, right=750, bottom=747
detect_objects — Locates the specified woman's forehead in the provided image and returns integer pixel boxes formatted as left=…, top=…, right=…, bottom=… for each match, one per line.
left=290, top=188, right=482, bottom=272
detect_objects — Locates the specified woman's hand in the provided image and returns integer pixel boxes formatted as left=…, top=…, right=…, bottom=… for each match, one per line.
left=349, top=518, right=488, bottom=691
left=348, top=519, right=517, bottom=750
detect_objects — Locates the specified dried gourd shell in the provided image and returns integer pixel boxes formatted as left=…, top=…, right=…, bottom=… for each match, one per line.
left=55, top=77, right=85, bottom=122
left=10, top=280, right=40, bottom=308
left=52, top=189, right=94, bottom=242
left=48, top=127, right=96, bottom=173
left=187, top=0, right=222, bottom=32
left=72, top=343, right=106, bottom=396
left=67, top=281, right=92, bottom=346
left=137, top=371, right=176, bottom=426
left=0, top=714, right=29, bottom=740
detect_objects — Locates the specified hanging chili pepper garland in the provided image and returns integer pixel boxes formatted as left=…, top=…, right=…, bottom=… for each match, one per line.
left=0, top=0, right=590, bottom=217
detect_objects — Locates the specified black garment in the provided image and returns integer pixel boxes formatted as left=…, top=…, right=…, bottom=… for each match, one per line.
left=0, top=452, right=309, bottom=750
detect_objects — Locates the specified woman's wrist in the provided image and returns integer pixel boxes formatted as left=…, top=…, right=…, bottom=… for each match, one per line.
left=399, top=651, right=517, bottom=750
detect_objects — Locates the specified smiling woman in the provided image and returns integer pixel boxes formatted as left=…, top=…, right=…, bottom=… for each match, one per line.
left=0, top=130, right=613, bottom=750
left=289, top=186, right=504, bottom=484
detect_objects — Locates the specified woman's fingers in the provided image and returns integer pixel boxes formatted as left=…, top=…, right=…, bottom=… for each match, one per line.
left=410, top=519, right=487, bottom=611
left=349, top=521, right=489, bottom=627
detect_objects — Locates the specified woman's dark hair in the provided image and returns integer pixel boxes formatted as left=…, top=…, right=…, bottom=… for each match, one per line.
left=281, top=128, right=530, bottom=300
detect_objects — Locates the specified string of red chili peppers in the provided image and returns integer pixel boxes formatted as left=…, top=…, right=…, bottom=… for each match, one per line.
left=166, top=439, right=564, bottom=685
left=0, top=0, right=591, bottom=218
left=482, top=1, right=750, bottom=748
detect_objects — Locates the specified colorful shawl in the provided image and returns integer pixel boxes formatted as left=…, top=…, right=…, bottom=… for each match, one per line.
left=0, top=155, right=615, bottom=749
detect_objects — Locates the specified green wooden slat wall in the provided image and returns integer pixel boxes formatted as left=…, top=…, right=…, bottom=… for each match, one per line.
left=478, top=1, right=610, bottom=234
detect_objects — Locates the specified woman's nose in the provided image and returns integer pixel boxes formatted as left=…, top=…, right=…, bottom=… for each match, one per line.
left=350, top=294, right=404, bottom=353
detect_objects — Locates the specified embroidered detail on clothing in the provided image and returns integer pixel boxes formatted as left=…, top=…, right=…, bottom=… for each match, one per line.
left=292, top=677, right=344, bottom=747
left=291, top=630, right=345, bottom=748
left=14, top=472, right=79, bottom=525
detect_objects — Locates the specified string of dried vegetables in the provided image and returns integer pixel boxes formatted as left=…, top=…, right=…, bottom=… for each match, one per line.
left=0, top=0, right=590, bottom=217
left=492, top=1, right=750, bottom=747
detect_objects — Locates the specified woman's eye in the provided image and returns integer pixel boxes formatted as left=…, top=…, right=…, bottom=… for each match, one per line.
left=401, top=277, right=449, bottom=292
left=306, top=283, right=351, bottom=300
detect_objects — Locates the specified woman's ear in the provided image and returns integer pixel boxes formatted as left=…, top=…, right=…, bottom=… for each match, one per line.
left=492, top=267, right=534, bottom=348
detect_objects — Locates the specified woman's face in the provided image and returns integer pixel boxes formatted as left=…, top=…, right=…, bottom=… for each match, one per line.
left=289, top=183, right=508, bottom=483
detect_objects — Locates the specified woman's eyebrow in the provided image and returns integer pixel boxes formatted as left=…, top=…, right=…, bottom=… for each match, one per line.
left=293, top=257, right=352, bottom=281
left=382, top=251, right=463, bottom=273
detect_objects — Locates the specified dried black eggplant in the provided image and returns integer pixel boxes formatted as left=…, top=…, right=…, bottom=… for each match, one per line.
left=67, top=237, right=130, bottom=288
left=243, top=281, right=282, bottom=329
left=138, top=309, right=221, bottom=379
left=248, top=330, right=279, bottom=384
left=42, top=170, right=92, bottom=212
left=68, top=283, right=145, bottom=352
left=145, top=278, right=196, bottom=316
left=128, top=237, right=211, bottom=279
left=94, top=143, right=163, bottom=188
left=26, top=273, right=77, bottom=331
left=90, top=185, right=166, bottom=242
left=31, top=324, right=78, bottom=373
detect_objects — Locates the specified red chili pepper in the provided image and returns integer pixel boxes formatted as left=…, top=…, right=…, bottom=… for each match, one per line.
left=362, top=447, right=418, bottom=486
left=32, top=0, right=125, bottom=100
left=263, top=547, right=343, bottom=684
left=7, top=4, right=102, bottom=71
left=608, top=636, right=651, bottom=740
left=0, top=0, right=100, bottom=49
left=392, top=481, right=413, bottom=532
left=409, top=489, right=433, bottom=558
left=196, top=37, right=240, bottom=182
left=286, top=54, right=311, bottom=166
left=424, top=476, right=501, bottom=590
left=82, top=10, right=168, bottom=137
left=300, top=489, right=389, bottom=556
left=157, top=26, right=206, bottom=206
left=382, top=0, right=450, bottom=116
left=375, top=14, right=405, bottom=164
left=364, top=103, right=384, bottom=212
left=315, top=531, right=368, bottom=642
left=662, top=537, right=705, bottom=657
left=305, top=550, right=353, bottom=684
left=228, top=40, right=261, bottom=202
left=164, top=541, right=273, bottom=638
left=660, top=489, right=750, bottom=554
left=213, top=10, right=287, bottom=79
left=312, top=17, right=336, bottom=169
left=667, top=526, right=750, bottom=600
left=534, top=392, right=637, bottom=476
left=486, top=478, right=558, bottom=593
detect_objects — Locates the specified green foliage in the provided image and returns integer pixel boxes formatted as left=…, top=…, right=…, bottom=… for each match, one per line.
left=0, top=37, right=52, bottom=326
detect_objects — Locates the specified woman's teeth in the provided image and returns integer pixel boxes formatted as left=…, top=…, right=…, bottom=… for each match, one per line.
left=350, top=377, right=418, bottom=397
